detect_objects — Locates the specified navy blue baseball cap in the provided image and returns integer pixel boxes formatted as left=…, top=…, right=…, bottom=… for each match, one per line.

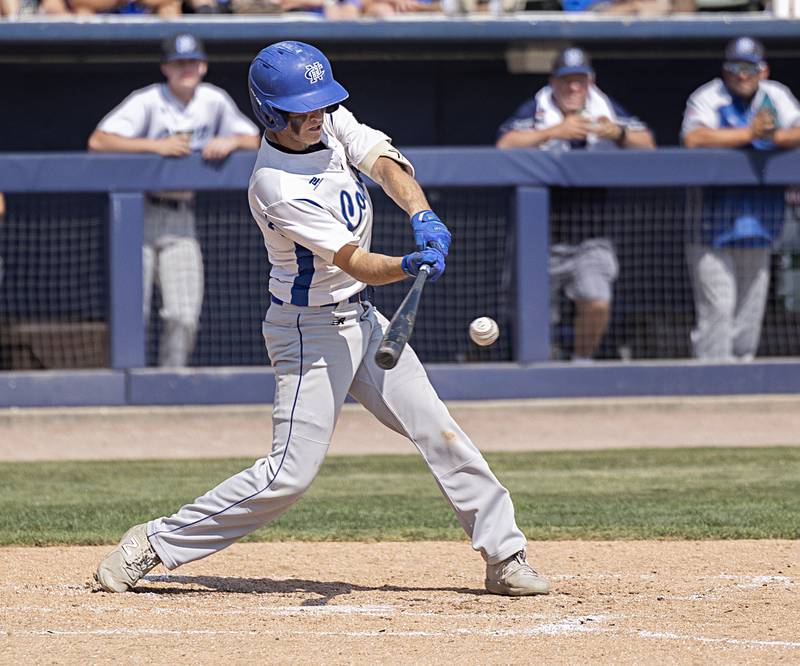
left=161, top=34, right=207, bottom=62
left=724, top=37, right=765, bottom=64
left=551, top=47, right=594, bottom=77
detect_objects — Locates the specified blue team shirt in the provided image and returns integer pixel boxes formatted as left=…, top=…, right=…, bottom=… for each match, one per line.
left=682, top=78, right=800, bottom=248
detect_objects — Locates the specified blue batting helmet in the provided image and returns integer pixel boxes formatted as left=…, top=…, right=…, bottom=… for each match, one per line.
left=248, top=41, right=349, bottom=132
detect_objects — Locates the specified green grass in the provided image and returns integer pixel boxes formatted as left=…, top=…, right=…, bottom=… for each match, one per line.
left=1, top=448, right=798, bottom=545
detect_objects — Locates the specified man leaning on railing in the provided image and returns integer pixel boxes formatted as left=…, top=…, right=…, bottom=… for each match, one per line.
left=681, top=37, right=800, bottom=362
left=88, top=34, right=260, bottom=367
left=495, top=46, right=655, bottom=363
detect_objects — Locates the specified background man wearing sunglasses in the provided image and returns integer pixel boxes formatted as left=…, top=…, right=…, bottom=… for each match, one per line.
left=681, top=37, right=800, bottom=361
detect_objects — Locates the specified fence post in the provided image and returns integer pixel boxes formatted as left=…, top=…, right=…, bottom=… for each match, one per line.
left=514, top=186, right=550, bottom=363
left=108, top=192, right=145, bottom=369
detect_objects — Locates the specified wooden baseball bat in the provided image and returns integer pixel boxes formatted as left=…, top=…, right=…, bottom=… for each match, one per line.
left=374, top=264, right=431, bottom=370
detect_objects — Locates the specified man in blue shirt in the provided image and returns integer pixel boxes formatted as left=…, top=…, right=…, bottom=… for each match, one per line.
left=682, top=37, right=800, bottom=361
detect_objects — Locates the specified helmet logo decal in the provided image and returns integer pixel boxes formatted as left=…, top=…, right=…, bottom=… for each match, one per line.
left=304, top=62, right=326, bottom=84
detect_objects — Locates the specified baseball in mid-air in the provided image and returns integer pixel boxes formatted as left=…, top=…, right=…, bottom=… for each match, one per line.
left=469, top=317, right=499, bottom=346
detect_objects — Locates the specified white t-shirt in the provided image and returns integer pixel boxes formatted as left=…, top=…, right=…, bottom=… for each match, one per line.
left=97, top=82, right=258, bottom=147
left=248, top=106, right=395, bottom=306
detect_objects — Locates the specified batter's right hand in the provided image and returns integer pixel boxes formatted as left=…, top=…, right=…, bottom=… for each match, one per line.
left=401, top=248, right=445, bottom=282
left=155, top=135, right=192, bottom=157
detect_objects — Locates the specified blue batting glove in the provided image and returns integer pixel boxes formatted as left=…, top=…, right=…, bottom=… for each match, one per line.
left=401, top=247, right=446, bottom=283
left=410, top=209, right=452, bottom=257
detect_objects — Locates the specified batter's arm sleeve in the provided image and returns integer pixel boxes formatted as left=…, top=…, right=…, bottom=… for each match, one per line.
left=328, top=105, right=393, bottom=170
left=357, top=141, right=415, bottom=180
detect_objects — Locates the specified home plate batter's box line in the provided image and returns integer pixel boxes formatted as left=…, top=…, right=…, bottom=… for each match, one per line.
left=0, top=604, right=557, bottom=621
left=4, top=614, right=800, bottom=650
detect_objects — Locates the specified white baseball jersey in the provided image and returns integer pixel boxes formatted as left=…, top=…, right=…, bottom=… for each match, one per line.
left=248, top=105, right=394, bottom=306
left=97, top=82, right=258, bottom=147
left=681, top=78, right=800, bottom=143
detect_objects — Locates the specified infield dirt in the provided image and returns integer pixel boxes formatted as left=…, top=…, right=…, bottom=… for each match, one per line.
left=1, top=540, right=798, bottom=665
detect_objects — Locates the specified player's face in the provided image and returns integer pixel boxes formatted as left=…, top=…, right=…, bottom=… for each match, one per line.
left=722, top=61, right=767, bottom=99
left=551, top=73, right=590, bottom=113
left=273, top=108, right=327, bottom=150
left=161, top=59, right=208, bottom=95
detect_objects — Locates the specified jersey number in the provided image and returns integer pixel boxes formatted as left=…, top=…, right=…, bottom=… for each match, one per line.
left=340, top=190, right=367, bottom=232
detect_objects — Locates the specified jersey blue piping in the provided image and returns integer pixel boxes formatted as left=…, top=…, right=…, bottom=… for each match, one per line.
left=294, top=198, right=323, bottom=209
left=291, top=243, right=315, bottom=306
left=150, top=314, right=304, bottom=537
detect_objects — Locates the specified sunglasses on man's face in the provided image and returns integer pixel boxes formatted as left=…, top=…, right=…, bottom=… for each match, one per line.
left=723, top=62, right=764, bottom=77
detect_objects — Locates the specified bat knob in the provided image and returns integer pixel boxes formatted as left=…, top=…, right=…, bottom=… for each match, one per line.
left=375, top=341, right=403, bottom=370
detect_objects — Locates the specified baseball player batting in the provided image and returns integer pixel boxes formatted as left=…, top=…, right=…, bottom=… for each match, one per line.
left=94, top=41, right=550, bottom=597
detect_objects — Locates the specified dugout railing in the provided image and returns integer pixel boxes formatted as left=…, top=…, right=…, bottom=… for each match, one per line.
left=2, top=148, right=800, bottom=407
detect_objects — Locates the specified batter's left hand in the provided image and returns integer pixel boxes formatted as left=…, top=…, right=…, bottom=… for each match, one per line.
left=401, top=247, right=446, bottom=282
left=411, top=209, right=451, bottom=257
left=202, top=137, right=239, bottom=162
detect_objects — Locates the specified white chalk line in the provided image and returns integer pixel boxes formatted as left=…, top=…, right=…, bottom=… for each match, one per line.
left=3, top=574, right=797, bottom=650
left=0, top=604, right=555, bottom=622
left=3, top=618, right=800, bottom=650
left=636, top=630, right=800, bottom=649
left=0, top=615, right=609, bottom=639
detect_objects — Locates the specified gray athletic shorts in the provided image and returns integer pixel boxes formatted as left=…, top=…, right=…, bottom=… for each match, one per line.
left=549, top=238, right=619, bottom=304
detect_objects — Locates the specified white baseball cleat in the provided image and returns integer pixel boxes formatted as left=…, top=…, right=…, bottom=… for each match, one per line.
left=485, top=550, right=551, bottom=596
left=94, top=523, right=161, bottom=593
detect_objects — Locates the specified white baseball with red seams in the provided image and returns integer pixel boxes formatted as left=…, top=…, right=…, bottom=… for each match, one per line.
left=470, top=317, right=499, bottom=346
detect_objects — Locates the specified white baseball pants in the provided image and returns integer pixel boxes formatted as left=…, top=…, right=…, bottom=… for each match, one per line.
left=142, top=200, right=204, bottom=367
left=147, top=299, right=527, bottom=569
left=686, top=244, right=770, bottom=361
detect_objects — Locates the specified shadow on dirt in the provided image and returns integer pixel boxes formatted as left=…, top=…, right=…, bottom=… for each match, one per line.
left=137, top=574, right=487, bottom=604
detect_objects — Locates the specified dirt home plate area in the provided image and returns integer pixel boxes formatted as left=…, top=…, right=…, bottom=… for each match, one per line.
left=1, top=396, right=799, bottom=664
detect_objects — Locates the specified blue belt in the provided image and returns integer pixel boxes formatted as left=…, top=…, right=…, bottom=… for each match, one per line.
left=270, top=288, right=368, bottom=308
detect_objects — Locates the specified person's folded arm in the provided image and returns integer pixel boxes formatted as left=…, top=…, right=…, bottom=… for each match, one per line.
left=772, top=127, right=800, bottom=149
left=495, top=127, right=557, bottom=149
left=683, top=126, right=754, bottom=149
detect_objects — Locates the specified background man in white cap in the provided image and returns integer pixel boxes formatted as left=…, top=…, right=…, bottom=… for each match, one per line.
left=89, top=34, right=261, bottom=366
left=496, top=46, right=655, bottom=362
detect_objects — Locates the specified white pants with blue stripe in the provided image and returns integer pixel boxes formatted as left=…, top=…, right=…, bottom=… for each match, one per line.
left=147, top=299, right=527, bottom=569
